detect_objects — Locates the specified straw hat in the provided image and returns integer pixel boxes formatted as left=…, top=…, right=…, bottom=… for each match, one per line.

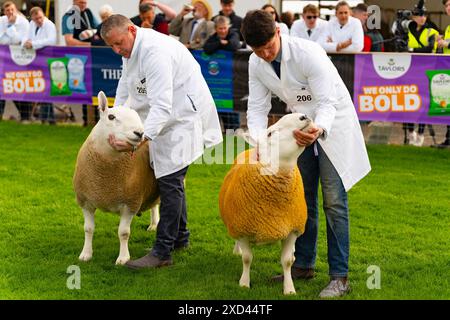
left=192, top=0, right=213, bottom=21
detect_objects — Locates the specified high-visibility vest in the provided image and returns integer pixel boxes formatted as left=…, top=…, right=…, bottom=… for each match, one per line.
left=408, top=27, right=440, bottom=53
left=444, top=25, right=450, bottom=55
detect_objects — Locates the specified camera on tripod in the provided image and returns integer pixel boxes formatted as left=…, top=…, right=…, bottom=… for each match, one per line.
left=391, top=0, right=426, bottom=52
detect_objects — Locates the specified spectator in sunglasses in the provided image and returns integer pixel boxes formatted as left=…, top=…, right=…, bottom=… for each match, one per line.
left=291, top=4, right=328, bottom=42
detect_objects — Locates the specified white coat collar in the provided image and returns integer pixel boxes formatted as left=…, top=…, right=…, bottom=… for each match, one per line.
left=280, top=34, right=291, bottom=62
left=128, top=26, right=144, bottom=62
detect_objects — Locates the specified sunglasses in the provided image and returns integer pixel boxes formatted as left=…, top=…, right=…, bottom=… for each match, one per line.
left=306, top=15, right=318, bottom=20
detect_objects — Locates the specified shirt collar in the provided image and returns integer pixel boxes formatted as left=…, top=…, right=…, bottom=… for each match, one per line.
left=128, top=26, right=143, bottom=62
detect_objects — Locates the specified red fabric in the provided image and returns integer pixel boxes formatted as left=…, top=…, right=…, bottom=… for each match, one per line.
left=363, top=35, right=372, bottom=52
left=154, top=21, right=169, bottom=35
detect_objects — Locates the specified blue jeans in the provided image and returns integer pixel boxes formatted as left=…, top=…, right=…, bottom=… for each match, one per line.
left=294, top=143, right=349, bottom=278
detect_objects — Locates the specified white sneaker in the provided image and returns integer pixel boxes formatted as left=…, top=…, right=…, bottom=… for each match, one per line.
left=408, top=131, right=417, bottom=145
left=414, top=134, right=424, bottom=147
left=319, top=279, right=350, bottom=298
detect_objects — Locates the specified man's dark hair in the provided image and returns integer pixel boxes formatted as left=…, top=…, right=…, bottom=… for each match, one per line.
left=241, top=10, right=276, bottom=48
left=221, top=0, right=234, bottom=4
left=444, top=0, right=450, bottom=5
left=353, top=3, right=367, bottom=13
left=139, top=3, right=153, bottom=14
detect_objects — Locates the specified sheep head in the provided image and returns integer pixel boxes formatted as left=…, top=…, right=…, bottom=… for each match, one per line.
left=243, top=113, right=313, bottom=173
left=95, top=91, right=144, bottom=149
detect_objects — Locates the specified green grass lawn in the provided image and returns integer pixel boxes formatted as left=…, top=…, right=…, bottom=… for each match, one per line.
left=0, top=121, right=449, bottom=300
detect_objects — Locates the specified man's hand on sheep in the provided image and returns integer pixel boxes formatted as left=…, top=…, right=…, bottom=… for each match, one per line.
left=293, top=126, right=323, bottom=147
left=108, top=134, right=135, bottom=152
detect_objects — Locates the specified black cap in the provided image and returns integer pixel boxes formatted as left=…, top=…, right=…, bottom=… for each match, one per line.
left=412, top=1, right=427, bottom=16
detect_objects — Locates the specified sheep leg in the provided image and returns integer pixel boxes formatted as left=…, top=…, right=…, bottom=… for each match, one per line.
left=233, top=241, right=242, bottom=255
left=147, top=204, right=160, bottom=232
left=116, top=211, right=134, bottom=265
left=79, top=208, right=95, bottom=262
left=281, top=232, right=298, bottom=295
left=238, top=238, right=252, bottom=289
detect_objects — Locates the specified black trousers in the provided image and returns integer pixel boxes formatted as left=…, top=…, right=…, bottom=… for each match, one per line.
left=405, top=123, right=425, bottom=134
left=14, top=101, right=33, bottom=121
left=152, top=166, right=190, bottom=260
left=0, top=100, right=4, bottom=118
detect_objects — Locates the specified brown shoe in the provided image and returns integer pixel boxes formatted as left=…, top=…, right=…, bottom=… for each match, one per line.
left=271, top=267, right=315, bottom=282
left=125, top=253, right=173, bottom=270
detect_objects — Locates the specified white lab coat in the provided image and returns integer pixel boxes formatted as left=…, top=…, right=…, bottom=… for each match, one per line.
left=114, top=27, right=223, bottom=179
left=277, top=22, right=290, bottom=35
left=0, top=14, right=29, bottom=45
left=319, top=16, right=364, bottom=53
left=290, top=18, right=328, bottom=43
left=247, top=35, right=370, bottom=191
left=22, top=18, right=57, bottom=50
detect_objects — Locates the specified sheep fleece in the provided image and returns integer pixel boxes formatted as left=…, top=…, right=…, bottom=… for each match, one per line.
left=219, top=150, right=307, bottom=243
left=73, top=140, right=159, bottom=214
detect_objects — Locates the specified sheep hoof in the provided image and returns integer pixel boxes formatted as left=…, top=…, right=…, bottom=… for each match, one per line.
left=115, top=256, right=130, bottom=265
left=79, top=252, right=92, bottom=262
left=147, top=224, right=157, bottom=232
left=283, top=289, right=296, bottom=295
left=239, top=280, right=250, bottom=289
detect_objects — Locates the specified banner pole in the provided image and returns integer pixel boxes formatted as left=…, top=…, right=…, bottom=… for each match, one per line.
left=45, top=0, right=51, bottom=17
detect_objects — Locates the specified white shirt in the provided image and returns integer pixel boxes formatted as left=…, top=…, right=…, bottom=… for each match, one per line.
left=22, top=18, right=56, bottom=50
left=0, top=14, right=29, bottom=45
left=277, top=22, right=289, bottom=35
left=114, top=27, right=222, bottom=178
left=247, top=35, right=370, bottom=191
left=290, top=18, right=328, bottom=42
left=319, top=16, right=364, bottom=53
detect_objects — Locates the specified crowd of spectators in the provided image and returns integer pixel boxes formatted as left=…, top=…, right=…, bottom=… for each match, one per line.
left=0, top=0, right=449, bottom=147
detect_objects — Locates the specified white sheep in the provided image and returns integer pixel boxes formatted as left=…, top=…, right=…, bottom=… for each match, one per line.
left=219, top=113, right=313, bottom=295
left=73, top=91, right=159, bottom=265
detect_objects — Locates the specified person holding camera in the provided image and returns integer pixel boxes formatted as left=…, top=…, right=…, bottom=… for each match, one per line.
left=405, top=4, right=440, bottom=146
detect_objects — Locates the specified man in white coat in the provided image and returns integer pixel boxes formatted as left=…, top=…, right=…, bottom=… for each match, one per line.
left=319, top=1, right=364, bottom=53
left=241, top=10, right=370, bottom=298
left=22, top=6, right=56, bottom=50
left=101, top=14, right=222, bottom=269
left=290, top=4, right=327, bottom=43
left=22, top=7, right=57, bottom=124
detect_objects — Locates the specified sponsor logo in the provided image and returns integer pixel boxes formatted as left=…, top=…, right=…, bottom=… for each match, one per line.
left=208, top=61, right=220, bottom=76
left=372, top=54, right=411, bottom=79
left=9, top=45, right=36, bottom=66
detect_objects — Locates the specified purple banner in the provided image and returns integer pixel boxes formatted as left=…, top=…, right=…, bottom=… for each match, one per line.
left=354, top=53, right=450, bottom=125
left=0, top=45, right=92, bottom=104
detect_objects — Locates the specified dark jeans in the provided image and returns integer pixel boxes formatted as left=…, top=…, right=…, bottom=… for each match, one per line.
left=151, top=166, right=190, bottom=260
left=39, top=103, right=55, bottom=123
left=405, top=123, right=425, bottom=134
left=294, top=143, right=349, bottom=278
left=0, top=100, right=4, bottom=119
left=219, top=111, right=240, bottom=130
left=14, top=101, right=33, bottom=121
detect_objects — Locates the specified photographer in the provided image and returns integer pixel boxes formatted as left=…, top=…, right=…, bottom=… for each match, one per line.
left=403, top=3, right=439, bottom=146
left=407, top=5, right=439, bottom=53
